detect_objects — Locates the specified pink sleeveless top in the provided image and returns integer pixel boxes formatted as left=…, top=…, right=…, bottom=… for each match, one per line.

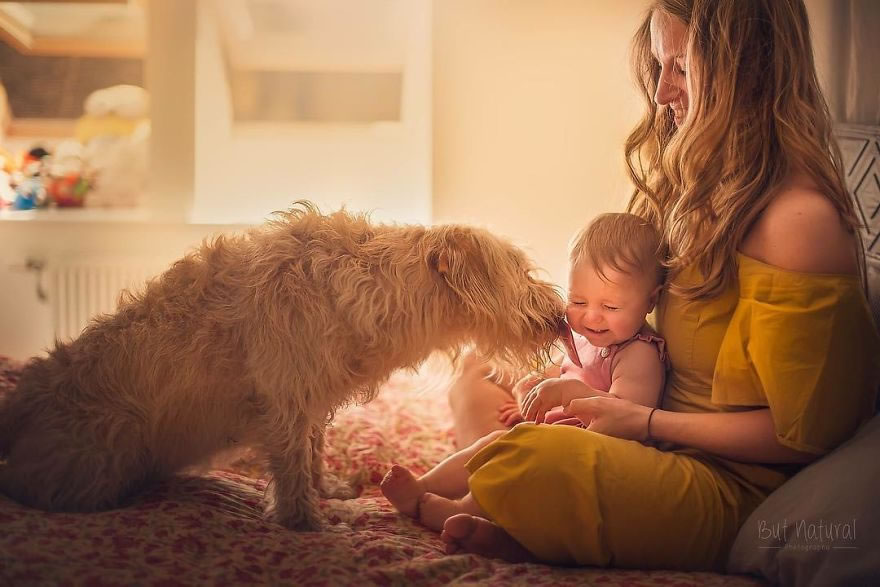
left=559, top=325, right=667, bottom=392
left=544, top=325, right=667, bottom=426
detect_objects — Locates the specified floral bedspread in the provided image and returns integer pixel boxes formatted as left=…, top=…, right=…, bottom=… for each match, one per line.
left=0, top=356, right=763, bottom=586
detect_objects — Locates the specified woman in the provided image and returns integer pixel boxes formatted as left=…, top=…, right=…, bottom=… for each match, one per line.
left=437, top=0, right=880, bottom=571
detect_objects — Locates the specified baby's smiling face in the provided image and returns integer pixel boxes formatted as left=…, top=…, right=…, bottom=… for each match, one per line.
left=565, top=262, right=660, bottom=348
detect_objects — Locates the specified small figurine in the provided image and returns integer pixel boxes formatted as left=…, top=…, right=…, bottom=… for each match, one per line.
left=48, top=173, right=89, bottom=207
left=0, top=149, right=15, bottom=207
left=12, top=175, right=46, bottom=210
left=47, top=140, right=88, bottom=207
left=12, top=146, right=50, bottom=210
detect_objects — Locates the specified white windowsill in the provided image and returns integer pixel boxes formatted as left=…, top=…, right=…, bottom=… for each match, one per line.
left=0, top=207, right=154, bottom=223
left=0, top=207, right=254, bottom=227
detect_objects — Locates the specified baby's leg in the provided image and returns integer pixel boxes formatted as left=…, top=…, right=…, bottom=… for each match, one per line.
left=381, top=429, right=506, bottom=517
left=418, top=491, right=486, bottom=531
left=448, top=353, right=515, bottom=448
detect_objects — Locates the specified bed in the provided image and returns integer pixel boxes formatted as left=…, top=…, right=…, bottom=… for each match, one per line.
left=0, top=354, right=762, bottom=586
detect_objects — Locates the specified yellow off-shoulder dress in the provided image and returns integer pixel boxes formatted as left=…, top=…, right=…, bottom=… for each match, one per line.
left=466, top=253, right=880, bottom=571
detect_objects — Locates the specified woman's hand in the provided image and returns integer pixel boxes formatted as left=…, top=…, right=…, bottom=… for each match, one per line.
left=523, top=378, right=599, bottom=423
left=564, top=395, right=653, bottom=441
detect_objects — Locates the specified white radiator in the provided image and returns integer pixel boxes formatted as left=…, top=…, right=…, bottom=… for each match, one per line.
left=50, top=258, right=170, bottom=341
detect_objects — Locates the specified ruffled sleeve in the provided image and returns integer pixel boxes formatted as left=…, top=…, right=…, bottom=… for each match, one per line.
left=712, top=254, right=880, bottom=455
left=629, top=327, right=668, bottom=366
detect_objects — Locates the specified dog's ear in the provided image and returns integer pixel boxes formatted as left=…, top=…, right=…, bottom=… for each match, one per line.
left=429, top=249, right=451, bottom=275
left=435, top=250, right=450, bottom=274
left=426, top=227, right=476, bottom=279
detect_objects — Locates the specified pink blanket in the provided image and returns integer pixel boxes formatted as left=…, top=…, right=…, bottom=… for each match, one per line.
left=0, top=356, right=763, bottom=586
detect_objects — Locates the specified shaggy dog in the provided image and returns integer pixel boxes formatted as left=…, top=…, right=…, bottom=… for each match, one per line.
left=0, top=201, right=566, bottom=530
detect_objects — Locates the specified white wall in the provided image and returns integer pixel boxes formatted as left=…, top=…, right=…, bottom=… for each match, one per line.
left=0, top=219, right=249, bottom=360
left=432, top=0, right=845, bottom=285
left=803, top=0, right=843, bottom=120
left=190, top=0, right=432, bottom=226
left=432, top=0, right=651, bottom=285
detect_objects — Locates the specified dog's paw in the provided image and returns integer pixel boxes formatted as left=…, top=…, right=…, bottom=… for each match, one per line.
left=281, top=512, right=324, bottom=532
left=265, top=501, right=323, bottom=532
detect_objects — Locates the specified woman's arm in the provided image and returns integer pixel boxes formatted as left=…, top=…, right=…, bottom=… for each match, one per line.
left=565, top=398, right=817, bottom=464
left=649, top=407, right=817, bottom=464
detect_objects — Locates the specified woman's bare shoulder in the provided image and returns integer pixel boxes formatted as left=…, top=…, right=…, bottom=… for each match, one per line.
left=740, top=184, right=859, bottom=275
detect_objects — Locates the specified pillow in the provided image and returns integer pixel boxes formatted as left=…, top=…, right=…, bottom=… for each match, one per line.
left=727, top=413, right=880, bottom=584
left=834, top=123, right=880, bottom=409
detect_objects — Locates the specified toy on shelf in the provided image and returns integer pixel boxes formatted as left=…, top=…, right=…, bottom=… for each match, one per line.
left=47, top=140, right=88, bottom=207
left=76, top=85, right=150, bottom=208
left=0, top=147, right=15, bottom=207
left=47, top=174, right=89, bottom=208
left=12, top=147, right=50, bottom=210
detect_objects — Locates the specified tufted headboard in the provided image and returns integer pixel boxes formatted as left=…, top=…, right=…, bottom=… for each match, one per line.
left=835, top=123, right=880, bottom=327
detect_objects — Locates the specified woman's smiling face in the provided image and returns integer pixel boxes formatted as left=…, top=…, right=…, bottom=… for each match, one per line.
left=650, top=11, right=690, bottom=126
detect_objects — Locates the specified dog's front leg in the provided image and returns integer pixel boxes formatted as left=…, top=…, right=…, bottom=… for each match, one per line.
left=264, top=417, right=322, bottom=531
left=311, top=424, right=357, bottom=500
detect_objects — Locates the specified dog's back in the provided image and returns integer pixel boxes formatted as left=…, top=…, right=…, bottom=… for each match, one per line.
left=1, top=347, right=203, bottom=511
left=0, top=352, right=140, bottom=511
left=0, top=244, right=267, bottom=512
left=0, top=353, right=58, bottom=459
left=0, top=369, right=25, bottom=460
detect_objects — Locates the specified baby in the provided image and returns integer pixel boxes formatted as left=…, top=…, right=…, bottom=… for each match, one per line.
left=381, top=212, right=667, bottom=527
left=501, top=211, right=666, bottom=427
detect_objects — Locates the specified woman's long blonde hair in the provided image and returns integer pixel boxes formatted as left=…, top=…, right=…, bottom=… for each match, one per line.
left=625, top=0, right=862, bottom=299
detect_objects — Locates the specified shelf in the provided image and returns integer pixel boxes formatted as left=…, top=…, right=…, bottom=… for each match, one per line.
left=0, top=207, right=152, bottom=222
left=0, top=207, right=255, bottom=227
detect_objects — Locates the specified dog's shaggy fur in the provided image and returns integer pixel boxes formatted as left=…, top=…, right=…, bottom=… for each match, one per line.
left=0, top=201, right=565, bottom=530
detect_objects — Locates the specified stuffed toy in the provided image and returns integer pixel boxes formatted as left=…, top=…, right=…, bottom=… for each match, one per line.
left=76, top=85, right=150, bottom=208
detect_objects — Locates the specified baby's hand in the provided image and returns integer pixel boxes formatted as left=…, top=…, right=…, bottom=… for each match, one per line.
left=497, top=400, right=525, bottom=427
left=523, top=379, right=600, bottom=423
left=522, top=378, right=569, bottom=423
left=511, top=374, right=544, bottom=405
left=501, top=374, right=543, bottom=426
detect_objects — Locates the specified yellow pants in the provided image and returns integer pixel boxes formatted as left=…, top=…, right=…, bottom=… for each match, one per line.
left=466, top=424, right=764, bottom=571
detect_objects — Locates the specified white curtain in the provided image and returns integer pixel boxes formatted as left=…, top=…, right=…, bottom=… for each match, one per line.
left=844, top=0, right=880, bottom=125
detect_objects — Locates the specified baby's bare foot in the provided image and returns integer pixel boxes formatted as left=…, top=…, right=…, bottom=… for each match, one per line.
left=441, top=514, right=536, bottom=562
left=417, top=492, right=469, bottom=531
left=380, top=464, right=425, bottom=518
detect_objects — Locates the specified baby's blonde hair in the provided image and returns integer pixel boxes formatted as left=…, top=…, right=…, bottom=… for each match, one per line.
left=570, top=213, right=664, bottom=286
